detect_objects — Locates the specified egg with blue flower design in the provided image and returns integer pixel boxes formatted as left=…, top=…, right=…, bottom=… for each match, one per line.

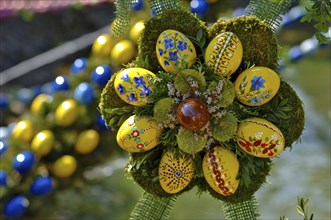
left=114, top=68, right=156, bottom=106
left=156, top=29, right=197, bottom=74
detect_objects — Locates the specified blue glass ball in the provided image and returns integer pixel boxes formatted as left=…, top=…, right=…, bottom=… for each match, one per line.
left=13, top=151, right=36, bottom=174
left=30, top=176, right=53, bottom=196
left=289, top=46, right=304, bottom=62
left=53, top=76, right=69, bottom=92
left=4, top=195, right=29, bottom=218
left=91, top=65, right=113, bottom=86
left=0, top=95, right=9, bottom=108
left=17, top=88, right=35, bottom=104
left=41, top=82, right=54, bottom=95
left=132, top=0, right=144, bottom=11
left=71, top=57, right=87, bottom=74
left=97, top=114, right=110, bottom=131
left=0, top=140, right=8, bottom=156
left=190, top=0, right=209, bottom=17
left=0, top=170, right=7, bottom=186
left=74, top=82, right=95, bottom=105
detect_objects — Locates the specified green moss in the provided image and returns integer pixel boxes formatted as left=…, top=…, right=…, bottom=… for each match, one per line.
left=174, top=69, right=206, bottom=95
left=177, top=129, right=206, bottom=155
left=218, top=78, right=235, bottom=108
left=211, top=112, right=238, bottom=143
left=138, top=10, right=208, bottom=73
left=153, top=98, right=176, bottom=124
left=208, top=15, right=279, bottom=73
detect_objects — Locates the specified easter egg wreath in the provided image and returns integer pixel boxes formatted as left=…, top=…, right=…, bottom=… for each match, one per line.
left=99, top=7, right=304, bottom=219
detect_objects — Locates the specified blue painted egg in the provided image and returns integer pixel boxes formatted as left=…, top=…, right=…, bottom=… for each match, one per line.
left=13, top=151, right=36, bottom=174
left=3, top=195, right=29, bottom=218
left=53, top=76, right=69, bottom=92
left=30, top=176, right=53, bottom=196
left=91, top=65, right=113, bottom=86
left=74, top=82, right=94, bottom=105
left=190, top=0, right=209, bottom=17
left=41, top=82, right=54, bottom=95
left=97, top=114, right=110, bottom=131
left=0, top=140, right=8, bottom=155
left=0, top=170, right=7, bottom=186
left=289, top=46, right=303, bottom=62
left=71, top=57, right=87, bottom=74
left=0, top=95, right=9, bottom=108
left=132, top=0, right=143, bottom=11
left=17, top=88, right=35, bottom=104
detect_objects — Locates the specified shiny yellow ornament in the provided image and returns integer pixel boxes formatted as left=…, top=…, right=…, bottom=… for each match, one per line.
left=205, top=32, right=243, bottom=76
left=156, top=29, right=197, bottom=74
left=237, top=117, right=285, bottom=158
left=202, top=146, right=240, bottom=196
left=234, top=66, right=280, bottom=106
left=11, top=120, right=34, bottom=143
left=130, top=20, right=145, bottom=43
left=110, top=40, right=136, bottom=65
left=52, top=155, right=77, bottom=178
left=30, top=94, right=52, bottom=115
left=159, top=151, right=194, bottom=194
left=30, top=130, right=54, bottom=157
left=92, top=34, right=113, bottom=57
left=114, top=67, right=156, bottom=106
left=74, top=129, right=100, bottom=154
left=55, top=99, right=78, bottom=127
left=117, top=115, right=162, bottom=152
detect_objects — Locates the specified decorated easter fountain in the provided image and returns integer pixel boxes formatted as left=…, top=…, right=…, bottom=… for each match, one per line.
left=99, top=0, right=305, bottom=219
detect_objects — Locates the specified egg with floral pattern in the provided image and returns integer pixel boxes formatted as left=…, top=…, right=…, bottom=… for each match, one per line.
left=202, top=146, right=240, bottom=196
left=205, top=32, right=243, bottom=76
left=159, top=151, right=194, bottom=194
left=156, top=29, right=197, bottom=74
left=117, top=115, right=162, bottom=152
left=237, top=117, right=285, bottom=158
left=114, top=68, right=156, bottom=106
left=234, top=67, right=280, bottom=106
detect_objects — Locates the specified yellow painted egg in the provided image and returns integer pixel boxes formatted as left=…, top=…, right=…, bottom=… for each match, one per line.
left=205, top=32, right=243, bottom=76
left=11, top=120, right=34, bottom=143
left=116, top=115, right=162, bottom=152
left=52, top=155, right=77, bottom=178
left=92, top=34, right=113, bottom=57
left=130, top=20, right=145, bottom=43
left=156, top=29, right=197, bottom=74
left=234, top=67, right=280, bottom=106
left=74, top=129, right=100, bottom=154
left=55, top=99, right=78, bottom=127
left=110, top=40, right=136, bottom=65
left=30, top=94, right=53, bottom=115
left=30, top=130, right=54, bottom=157
left=114, top=67, right=156, bottom=106
left=159, top=151, right=194, bottom=194
left=202, top=146, right=240, bottom=196
left=237, top=117, right=285, bottom=158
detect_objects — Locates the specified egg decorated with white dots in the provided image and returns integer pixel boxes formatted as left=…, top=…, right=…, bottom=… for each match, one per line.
left=116, top=115, right=162, bottom=152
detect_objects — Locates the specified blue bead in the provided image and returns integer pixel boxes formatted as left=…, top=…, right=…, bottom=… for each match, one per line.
left=30, top=176, right=53, bottom=196
left=91, top=65, right=113, bottom=86
left=97, top=114, right=110, bottom=131
left=71, top=57, right=87, bottom=74
left=0, top=95, right=9, bottom=108
left=74, top=82, right=95, bottom=105
left=41, top=82, right=54, bottom=95
left=190, top=0, right=209, bottom=17
left=17, top=88, right=35, bottom=104
left=4, top=195, right=29, bottom=218
left=13, top=151, right=36, bottom=174
left=0, top=170, right=7, bottom=186
left=132, top=0, right=144, bottom=11
left=289, top=46, right=304, bottom=62
left=0, top=140, right=8, bottom=155
left=53, top=76, right=69, bottom=92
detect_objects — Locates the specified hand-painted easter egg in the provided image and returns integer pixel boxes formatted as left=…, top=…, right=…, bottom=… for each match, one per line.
left=205, top=32, right=243, bottom=76
left=114, top=67, right=156, bottom=106
left=110, top=40, right=136, bottom=65
left=156, top=29, right=197, bottom=73
left=52, top=155, right=77, bottom=178
left=130, top=20, right=145, bottom=43
left=30, top=130, right=54, bottom=157
left=11, top=120, right=34, bottom=143
left=202, top=146, right=240, bottom=196
left=13, top=151, right=36, bottom=174
left=30, top=176, right=53, bottom=196
left=31, top=93, right=53, bottom=115
left=159, top=151, right=194, bottom=194
left=3, top=195, right=29, bottom=218
left=74, top=129, right=100, bottom=154
left=234, top=67, right=280, bottom=106
left=116, top=115, right=162, bottom=152
left=92, top=34, right=113, bottom=57
left=237, top=117, right=285, bottom=158
left=55, top=99, right=78, bottom=127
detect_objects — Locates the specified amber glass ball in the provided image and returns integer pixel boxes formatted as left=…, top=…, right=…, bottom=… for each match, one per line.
left=176, top=98, right=210, bottom=131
